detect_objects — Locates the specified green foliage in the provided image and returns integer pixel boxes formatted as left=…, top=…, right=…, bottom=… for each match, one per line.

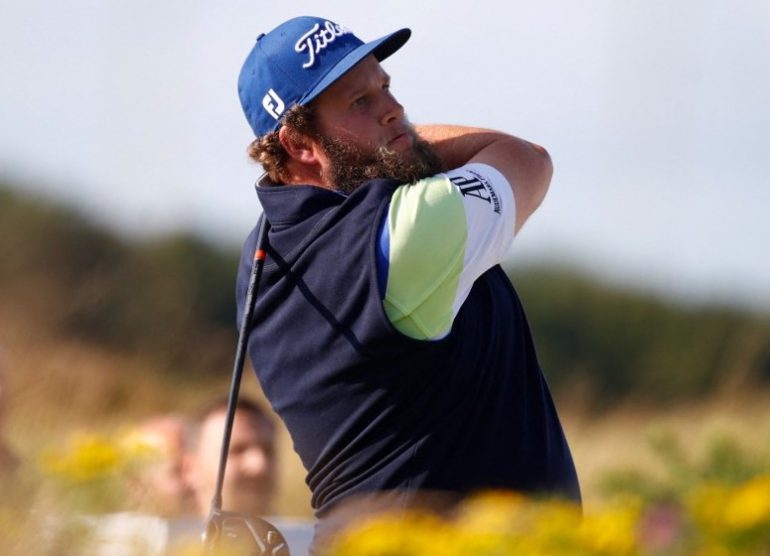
left=0, top=188, right=123, bottom=285
left=598, top=427, right=770, bottom=504
left=0, top=186, right=238, bottom=375
left=61, top=233, right=239, bottom=368
left=509, top=266, right=770, bottom=406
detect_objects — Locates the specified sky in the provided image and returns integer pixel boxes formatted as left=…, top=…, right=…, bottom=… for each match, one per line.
left=2, top=0, right=769, bottom=310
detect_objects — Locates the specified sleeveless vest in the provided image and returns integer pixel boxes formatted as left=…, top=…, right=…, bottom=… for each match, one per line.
left=237, top=179, right=580, bottom=515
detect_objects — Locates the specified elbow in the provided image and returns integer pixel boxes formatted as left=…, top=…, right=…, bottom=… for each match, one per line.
left=530, top=142, right=553, bottom=209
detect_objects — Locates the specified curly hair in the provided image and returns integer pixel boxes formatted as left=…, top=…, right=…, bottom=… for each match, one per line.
left=247, top=104, right=317, bottom=183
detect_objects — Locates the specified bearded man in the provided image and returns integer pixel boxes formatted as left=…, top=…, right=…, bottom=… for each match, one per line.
left=235, top=15, right=580, bottom=549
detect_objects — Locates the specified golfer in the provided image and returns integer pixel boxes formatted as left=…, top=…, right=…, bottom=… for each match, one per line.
left=235, top=14, right=580, bottom=546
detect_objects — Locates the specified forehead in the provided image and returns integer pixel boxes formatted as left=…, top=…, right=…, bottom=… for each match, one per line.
left=201, top=409, right=272, bottom=442
left=315, top=55, right=387, bottom=101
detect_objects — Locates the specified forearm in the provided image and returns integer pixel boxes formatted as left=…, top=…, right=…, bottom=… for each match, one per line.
left=415, top=124, right=548, bottom=169
left=415, top=124, right=553, bottom=234
left=415, top=124, right=504, bottom=170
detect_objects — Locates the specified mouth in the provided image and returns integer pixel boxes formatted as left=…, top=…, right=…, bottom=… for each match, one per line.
left=387, top=131, right=412, bottom=149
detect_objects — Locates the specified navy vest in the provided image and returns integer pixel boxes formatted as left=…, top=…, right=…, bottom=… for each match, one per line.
left=237, top=179, right=580, bottom=516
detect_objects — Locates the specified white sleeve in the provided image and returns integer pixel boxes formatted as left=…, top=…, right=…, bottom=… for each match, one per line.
left=382, top=162, right=516, bottom=340
left=444, top=162, right=516, bottom=279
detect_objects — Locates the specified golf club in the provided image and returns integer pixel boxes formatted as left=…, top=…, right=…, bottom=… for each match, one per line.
left=202, top=215, right=290, bottom=556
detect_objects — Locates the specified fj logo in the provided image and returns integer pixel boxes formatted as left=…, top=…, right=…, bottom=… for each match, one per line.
left=262, top=89, right=285, bottom=120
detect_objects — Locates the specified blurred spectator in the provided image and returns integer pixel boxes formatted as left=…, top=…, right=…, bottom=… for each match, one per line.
left=183, top=397, right=276, bottom=517
left=84, top=398, right=312, bottom=555
left=126, top=414, right=195, bottom=518
left=76, top=415, right=195, bottom=556
left=180, top=397, right=313, bottom=555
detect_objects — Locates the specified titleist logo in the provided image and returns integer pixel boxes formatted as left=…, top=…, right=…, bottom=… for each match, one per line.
left=294, top=21, right=350, bottom=68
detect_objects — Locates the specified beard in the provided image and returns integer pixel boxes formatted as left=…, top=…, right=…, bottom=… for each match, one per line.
left=318, top=127, right=444, bottom=195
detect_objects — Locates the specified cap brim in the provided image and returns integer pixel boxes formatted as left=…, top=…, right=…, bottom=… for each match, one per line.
left=299, top=28, right=411, bottom=106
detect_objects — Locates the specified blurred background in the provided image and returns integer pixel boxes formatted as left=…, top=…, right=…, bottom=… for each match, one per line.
left=1, top=0, right=769, bottom=544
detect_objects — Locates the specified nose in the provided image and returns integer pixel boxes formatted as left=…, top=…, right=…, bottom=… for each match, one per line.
left=380, top=90, right=404, bottom=126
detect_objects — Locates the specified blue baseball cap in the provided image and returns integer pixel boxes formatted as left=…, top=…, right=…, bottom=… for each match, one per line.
left=238, top=16, right=411, bottom=137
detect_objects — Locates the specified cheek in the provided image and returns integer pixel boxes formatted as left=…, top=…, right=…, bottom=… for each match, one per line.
left=200, top=452, right=222, bottom=480
left=319, top=112, right=379, bottom=146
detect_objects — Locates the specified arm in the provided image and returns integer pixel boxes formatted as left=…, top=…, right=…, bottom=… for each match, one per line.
left=415, top=124, right=553, bottom=235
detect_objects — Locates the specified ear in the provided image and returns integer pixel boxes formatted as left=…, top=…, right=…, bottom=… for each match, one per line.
left=278, top=126, right=324, bottom=166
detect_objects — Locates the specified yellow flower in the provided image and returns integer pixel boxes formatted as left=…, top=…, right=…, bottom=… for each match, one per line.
left=326, top=511, right=452, bottom=556
left=119, top=427, right=169, bottom=462
left=455, top=490, right=530, bottom=534
left=41, top=432, right=120, bottom=483
left=723, top=474, right=770, bottom=532
left=527, top=498, right=583, bottom=552
left=687, top=482, right=731, bottom=533
left=576, top=503, right=640, bottom=555
left=452, top=529, right=518, bottom=556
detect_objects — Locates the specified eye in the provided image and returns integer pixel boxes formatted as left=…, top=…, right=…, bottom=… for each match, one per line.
left=351, top=95, right=368, bottom=109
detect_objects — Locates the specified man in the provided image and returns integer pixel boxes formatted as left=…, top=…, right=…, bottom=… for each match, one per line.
left=84, top=403, right=282, bottom=555
left=183, top=397, right=277, bottom=518
left=127, top=414, right=194, bottom=517
left=236, top=14, right=580, bottom=544
left=182, top=397, right=313, bottom=555
left=82, top=415, right=194, bottom=556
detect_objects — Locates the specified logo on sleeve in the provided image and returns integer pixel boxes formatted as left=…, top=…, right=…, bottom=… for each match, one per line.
left=449, top=171, right=501, bottom=214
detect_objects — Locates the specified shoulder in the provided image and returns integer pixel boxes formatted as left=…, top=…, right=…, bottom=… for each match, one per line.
left=386, top=163, right=515, bottom=236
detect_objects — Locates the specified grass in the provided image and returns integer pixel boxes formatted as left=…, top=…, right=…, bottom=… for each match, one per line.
left=563, top=393, right=770, bottom=512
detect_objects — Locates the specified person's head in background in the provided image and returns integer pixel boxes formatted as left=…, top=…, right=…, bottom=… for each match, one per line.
left=127, top=414, right=195, bottom=517
left=183, top=397, right=276, bottom=517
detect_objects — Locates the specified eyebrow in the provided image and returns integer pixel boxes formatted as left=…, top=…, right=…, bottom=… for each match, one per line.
left=340, top=71, right=391, bottom=100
